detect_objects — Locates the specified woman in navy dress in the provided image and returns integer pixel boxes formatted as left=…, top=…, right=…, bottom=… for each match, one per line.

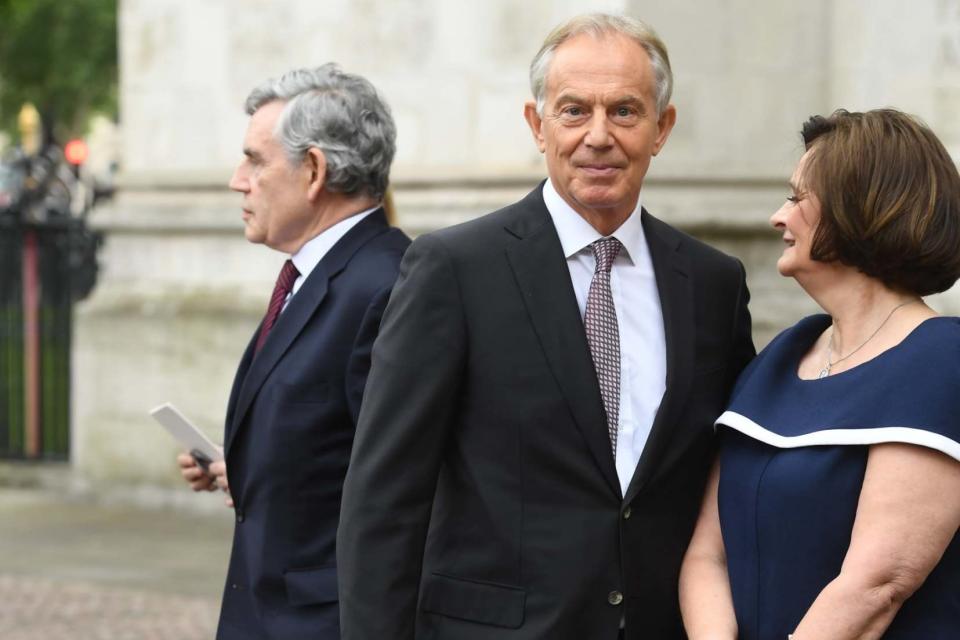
left=679, top=109, right=960, bottom=639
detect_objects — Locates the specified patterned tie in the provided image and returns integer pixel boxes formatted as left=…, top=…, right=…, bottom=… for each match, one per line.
left=584, top=237, right=623, bottom=457
left=254, top=259, right=300, bottom=354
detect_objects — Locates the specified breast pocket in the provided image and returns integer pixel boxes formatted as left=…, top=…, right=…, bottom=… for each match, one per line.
left=273, top=379, right=331, bottom=405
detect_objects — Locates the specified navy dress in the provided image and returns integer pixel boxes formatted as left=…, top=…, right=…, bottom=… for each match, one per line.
left=716, top=314, right=960, bottom=639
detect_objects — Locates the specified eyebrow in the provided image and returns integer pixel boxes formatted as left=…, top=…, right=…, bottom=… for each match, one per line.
left=552, top=92, right=588, bottom=107
left=789, top=180, right=803, bottom=193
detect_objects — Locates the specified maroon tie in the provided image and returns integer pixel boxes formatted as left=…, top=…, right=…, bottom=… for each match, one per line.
left=255, top=259, right=300, bottom=354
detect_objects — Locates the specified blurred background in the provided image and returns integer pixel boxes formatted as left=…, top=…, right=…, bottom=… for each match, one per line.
left=1, top=0, right=959, bottom=637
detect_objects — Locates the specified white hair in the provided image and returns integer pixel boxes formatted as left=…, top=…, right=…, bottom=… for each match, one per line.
left=529, top=13, right=673, bottom=116
left=244, top=64, right=396, bottom=200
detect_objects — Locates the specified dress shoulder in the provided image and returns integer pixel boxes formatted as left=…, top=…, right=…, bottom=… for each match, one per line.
left=725, top=314, right=828, bottom=401
left=717, top=316, right=960, bottom=463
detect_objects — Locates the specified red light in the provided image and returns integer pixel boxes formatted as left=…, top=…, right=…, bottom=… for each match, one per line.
left=64, top=139, right=89, bottom=165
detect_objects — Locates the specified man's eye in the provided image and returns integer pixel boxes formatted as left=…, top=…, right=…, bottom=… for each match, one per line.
left=563, top=106, right=584, bottom=117
left=615, top=107, right=633, bottom=117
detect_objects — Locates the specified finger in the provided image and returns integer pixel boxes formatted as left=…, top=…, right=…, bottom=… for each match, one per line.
left=177, top=453, right=197, bottom=469
left=190, top=479, right=213, bottom=492
left=225, top=496, right=234, bottom=508
left=181, top=466, right=206, bottom=482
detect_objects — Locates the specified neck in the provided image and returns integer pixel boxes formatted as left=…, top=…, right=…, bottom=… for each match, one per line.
left=802, top=268, right=919, bottom=353
left=290, top=193, right=379, bottom=254
left=582, top=211, right=631, bottom=237
left=552, top=185, right=638, bottom=237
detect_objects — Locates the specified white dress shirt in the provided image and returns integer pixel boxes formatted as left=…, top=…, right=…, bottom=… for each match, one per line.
left=281, top=206, right=378, bottom=311
left=542, top=180, right=667, bottom=496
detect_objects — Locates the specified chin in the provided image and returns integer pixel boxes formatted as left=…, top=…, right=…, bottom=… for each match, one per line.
left=775, top=258, right=796, bottom=278
left=243, top=227, right=266, bottom=245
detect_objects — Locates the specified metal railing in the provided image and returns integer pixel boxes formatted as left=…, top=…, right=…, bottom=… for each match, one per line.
left=0, top=145, right=102, bottom=460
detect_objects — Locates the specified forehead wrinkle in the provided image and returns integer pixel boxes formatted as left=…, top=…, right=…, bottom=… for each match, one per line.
left=547, top=75, right=654, bottom=113
left=551, top=88, right=647, bottom=106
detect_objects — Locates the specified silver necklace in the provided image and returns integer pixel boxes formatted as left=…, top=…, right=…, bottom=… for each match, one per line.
left=817, top=300, right=917, bottom=379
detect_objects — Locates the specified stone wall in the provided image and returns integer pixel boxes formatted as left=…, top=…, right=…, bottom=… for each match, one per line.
left=60, top=0, right=960, bottom=497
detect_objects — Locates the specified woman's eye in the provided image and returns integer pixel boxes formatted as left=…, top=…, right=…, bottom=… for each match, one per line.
left=786, top=195, right=800, bottom=204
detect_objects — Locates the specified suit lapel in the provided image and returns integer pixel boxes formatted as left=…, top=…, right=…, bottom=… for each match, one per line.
left=225, top=209, right=390, bottom=455
left=223, top=329, right=258, bottom=446
left=623, top=210, right=694, bottom=504
left=504, top=188, right=621, bottom=498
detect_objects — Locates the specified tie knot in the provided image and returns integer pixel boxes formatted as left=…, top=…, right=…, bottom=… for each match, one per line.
left=277, top=259, right=300, bottom=293
left=590, top=237, right=622, bottom=273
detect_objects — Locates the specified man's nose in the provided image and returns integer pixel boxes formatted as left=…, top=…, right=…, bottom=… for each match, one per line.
left=584, top=112, right=612, bottom=148
left=228, top=166, right=248, bottom=192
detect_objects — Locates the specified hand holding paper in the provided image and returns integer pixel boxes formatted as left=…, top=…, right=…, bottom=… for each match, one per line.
left=150, top=402, right=224, bottom=463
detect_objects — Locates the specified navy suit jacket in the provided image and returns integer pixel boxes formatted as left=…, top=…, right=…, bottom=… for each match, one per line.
left=216, top=209, right=409, bottom=640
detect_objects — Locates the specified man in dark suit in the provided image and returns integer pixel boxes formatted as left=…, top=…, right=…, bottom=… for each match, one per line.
left=176, top=64, right=409, bottom=640
left=337, top=14, right=754, bottom=640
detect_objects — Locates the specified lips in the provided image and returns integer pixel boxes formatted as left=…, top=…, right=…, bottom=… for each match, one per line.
left=577, top=164, right=622, bottom=177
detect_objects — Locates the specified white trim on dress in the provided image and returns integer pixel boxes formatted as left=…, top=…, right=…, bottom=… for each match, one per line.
left=715, top=410, right=960, bottom=463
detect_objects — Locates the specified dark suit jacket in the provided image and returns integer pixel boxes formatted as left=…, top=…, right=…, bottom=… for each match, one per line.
left=215, top=209, right=409, bottom=640
left=337, top=187, right=755, bottom=639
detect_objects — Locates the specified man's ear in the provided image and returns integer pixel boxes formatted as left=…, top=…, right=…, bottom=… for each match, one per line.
left=305, top=147, right=327, bottom=201
left=652, top=104, right=677, bottom=156
left=523, top=101, right=546, bottom=153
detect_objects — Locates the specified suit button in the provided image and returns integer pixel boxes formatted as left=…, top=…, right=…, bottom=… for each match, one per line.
left=608, top=590, right=623, bottom=606
left=623, top=506, right=632, bottom=520
left=236, top=510, right=245, bottom=523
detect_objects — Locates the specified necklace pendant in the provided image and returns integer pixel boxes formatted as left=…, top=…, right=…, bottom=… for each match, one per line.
left=817, top=366, right=830, bottom=379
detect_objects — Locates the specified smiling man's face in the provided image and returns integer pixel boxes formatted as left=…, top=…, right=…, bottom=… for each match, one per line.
left=525, top=32, right=675, bottom=232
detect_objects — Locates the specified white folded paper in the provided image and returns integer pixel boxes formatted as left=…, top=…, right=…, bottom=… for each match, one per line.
left=149, top=402, right=224, bottom=463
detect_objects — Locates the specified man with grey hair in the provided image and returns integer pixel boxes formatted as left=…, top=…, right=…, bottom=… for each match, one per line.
left=338, top=13, right=754, bottom=640
left=176, top=64, right=409, bottom=639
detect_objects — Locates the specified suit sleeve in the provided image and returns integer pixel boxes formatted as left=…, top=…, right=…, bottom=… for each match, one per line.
left=344, top=284, right=394, bottom=425
left=726, top=258, right=756, bottom=394
left=337, top=234, right=466, bottom=639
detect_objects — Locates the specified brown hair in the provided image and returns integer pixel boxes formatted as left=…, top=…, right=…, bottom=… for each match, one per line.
left=800, top=108, right=960, bottom=296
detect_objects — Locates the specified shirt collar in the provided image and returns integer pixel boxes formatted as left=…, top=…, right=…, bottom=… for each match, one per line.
left=290, top=205, right=379, bottom=279
left=542, top=178, right=645, bottom=264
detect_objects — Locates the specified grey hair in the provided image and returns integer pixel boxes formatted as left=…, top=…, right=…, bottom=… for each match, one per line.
left=529, top=13, right=673, bottom=117
left=244, top=63, right=396, bottom=200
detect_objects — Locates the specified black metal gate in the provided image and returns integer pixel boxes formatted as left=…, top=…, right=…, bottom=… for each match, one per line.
left=0, top=145, right=102, bottom=461
left=0, top=221, right=26, bottom=457
left=0, top=220, right=76, bottom=460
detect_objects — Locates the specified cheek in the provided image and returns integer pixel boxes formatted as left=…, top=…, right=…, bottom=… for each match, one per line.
left=550, top=130, right=582, bottom=157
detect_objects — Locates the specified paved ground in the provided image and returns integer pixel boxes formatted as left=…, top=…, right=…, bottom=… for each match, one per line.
left=0, top=487, right=234, bottom=639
